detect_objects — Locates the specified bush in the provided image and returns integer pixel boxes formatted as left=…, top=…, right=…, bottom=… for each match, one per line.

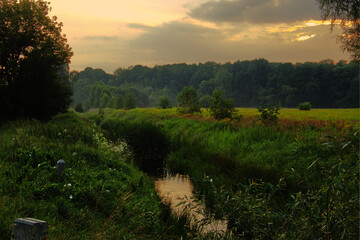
left=158, top=96, right=172, bottom=109
left=177, top=86, right=201, bottom=114
left=209, top=90, right=235, bottom=120
left=100, top=118, right=170, bottom=174
left=74, top=103, right=84, bottom=113
left=257, top=105, right=280, bottom=125
left=298, top=102, right=312, bottom=111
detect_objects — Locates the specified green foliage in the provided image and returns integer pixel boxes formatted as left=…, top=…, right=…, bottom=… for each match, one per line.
left=257, top=105, right=280, bottom=125
left=0, top=111, right=194, bottom=239
left=100, top=118, right=170, bottom=174
left=158, top=96, right=172, bottom=109
left=209, top=90, right=235, bottom=120
left=100, top=93, right=111, bottom=108
left=298, top=101, right=312, bottom=111
left=114, top=95, right=124, bottom=109
left=200, top=95, right=211, bottom=108
left=122, top=109, right=358, bottom=239
left=74, top=103, right=84, bottom=113
left=124, top=92, right=136, bottom=110
left=219, top=131, right=360, bottom=239
left=64, top=108, right=360, bottom=239
left=214, top=68, right=232, bottom=93
left=0, top=0, right=73, bottom=121
left=72, top=60, right=359, bottom=111
left=177, top=86, right=201, bottom=114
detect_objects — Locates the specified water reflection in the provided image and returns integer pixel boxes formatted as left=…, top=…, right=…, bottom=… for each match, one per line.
left=155, top=172, right=227, bottom=234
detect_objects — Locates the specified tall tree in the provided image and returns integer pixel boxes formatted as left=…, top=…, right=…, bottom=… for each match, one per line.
left=317, top=0, right=360, bottom=61
left=0, top=0, right=73, bottom=120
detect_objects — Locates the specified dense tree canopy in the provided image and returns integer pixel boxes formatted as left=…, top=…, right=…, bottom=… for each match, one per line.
left=0, top=0, right=73, bottom=120
left=317, top=0, right=360, bottom=61
left=72, top=60, right=359, bottom=111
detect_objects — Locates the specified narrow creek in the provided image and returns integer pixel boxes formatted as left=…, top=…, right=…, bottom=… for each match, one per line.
left=155, top=171, right=228, bottom=234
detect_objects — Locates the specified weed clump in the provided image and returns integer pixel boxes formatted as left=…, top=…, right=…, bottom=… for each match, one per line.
left=298, top=101, right=312, bottom=111
left=100, top=118, right=170, bottom=174
left=209, top=90, right=236, bottom=120
left=257, top=105, right=280, bottom=125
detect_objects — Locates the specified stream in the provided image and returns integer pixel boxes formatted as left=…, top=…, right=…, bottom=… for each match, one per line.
left=155, top=171, right=228, bottom=234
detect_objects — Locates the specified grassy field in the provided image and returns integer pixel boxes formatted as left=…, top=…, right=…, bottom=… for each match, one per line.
left=1, top=108, right=358, bottom=239
left=91, top=107, right=359, bottom=239
left=107, top=107, right=359, bottom=121
left=0, top=111, right=196, bottom=239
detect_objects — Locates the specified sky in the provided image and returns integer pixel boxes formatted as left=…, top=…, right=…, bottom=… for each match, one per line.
left=49, top=0, right=350, bottom=73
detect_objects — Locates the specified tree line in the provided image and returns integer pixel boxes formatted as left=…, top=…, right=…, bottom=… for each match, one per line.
left=72, top=59, right=359, bottom=110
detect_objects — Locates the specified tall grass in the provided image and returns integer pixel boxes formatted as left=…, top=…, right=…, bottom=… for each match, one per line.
left=100, top=117, right=170, bottom=174
left=0, top=111, right=190, bottom=239
left=110, top=108, right=359, bottom=239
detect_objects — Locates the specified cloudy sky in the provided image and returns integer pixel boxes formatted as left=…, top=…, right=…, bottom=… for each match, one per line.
left=50, top=0, right=349, bottom=73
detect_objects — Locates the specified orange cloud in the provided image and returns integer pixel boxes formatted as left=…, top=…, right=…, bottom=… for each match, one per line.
left=296, top=34, right=316, bottom=41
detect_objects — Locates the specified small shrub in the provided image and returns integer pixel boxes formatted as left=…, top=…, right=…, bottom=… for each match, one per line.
left=74, top=103, right=84, bottom=113
left=257, top=105, right=280, bottom=125
left=100, top=118, right=170, bottom=174
left=209, top=90, right=235, bottom=120
left=298, top=102, right=312, bottom=111
left=158, top=96, right=172, bottom=109
left=177, top=86, right=201, bottom=114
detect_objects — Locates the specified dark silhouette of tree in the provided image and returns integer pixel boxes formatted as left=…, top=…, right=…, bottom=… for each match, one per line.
left=317, top=0, right=360, bottom=61
left=0, top=0, right=73, bottom=120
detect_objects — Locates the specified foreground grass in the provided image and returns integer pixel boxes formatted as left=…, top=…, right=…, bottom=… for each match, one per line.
left=94, top=108, right=359, bottom=239
left=0, top=111, right=191, bottom=239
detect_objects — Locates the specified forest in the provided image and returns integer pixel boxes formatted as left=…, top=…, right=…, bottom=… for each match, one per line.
left=72, top=59, right=359, bottom=111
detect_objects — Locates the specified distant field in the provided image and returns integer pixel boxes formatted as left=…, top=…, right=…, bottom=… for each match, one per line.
left=97, top=107, right=359, bottom=121
left=235, top=108, right=360, bottom=121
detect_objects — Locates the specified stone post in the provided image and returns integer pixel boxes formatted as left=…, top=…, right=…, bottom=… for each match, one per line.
left=57, top=159, right=65, bottom=177
left=11, top=218, right=48, bottom=240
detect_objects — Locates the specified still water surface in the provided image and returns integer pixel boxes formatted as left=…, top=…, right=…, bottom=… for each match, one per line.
left=155, top=172, right=227, bottom=234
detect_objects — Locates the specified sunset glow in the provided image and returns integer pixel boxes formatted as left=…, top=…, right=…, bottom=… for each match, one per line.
left=49, top=0, right=349, bottom=72
left=296, top=34, right=316, bottom=41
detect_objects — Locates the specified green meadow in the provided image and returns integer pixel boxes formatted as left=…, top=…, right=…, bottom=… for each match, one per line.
left=1, top=107, right=359, bottom=239
left=93, top=107, right=359, bottom=239
left=0, top=112, right=194, bottom=239
left=111, top=107, right=359, bottom=121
